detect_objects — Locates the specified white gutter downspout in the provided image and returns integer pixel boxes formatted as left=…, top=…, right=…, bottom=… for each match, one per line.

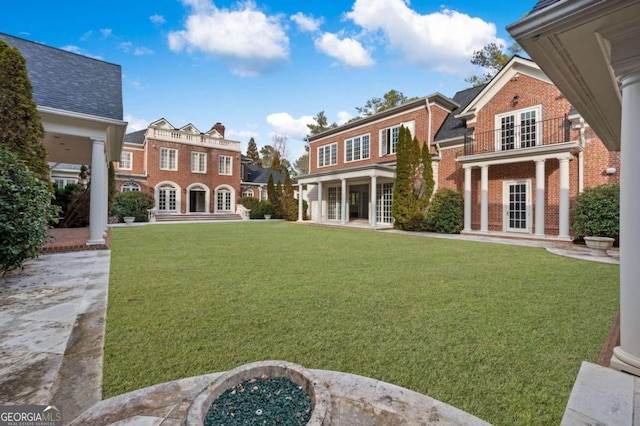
left=578, top=117, right=585, bottom=193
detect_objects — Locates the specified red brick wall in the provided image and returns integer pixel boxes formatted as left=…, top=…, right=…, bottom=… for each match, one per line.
left=309, top=106, right=430, bottom=174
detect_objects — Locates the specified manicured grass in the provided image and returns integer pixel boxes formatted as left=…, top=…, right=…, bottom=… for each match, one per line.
left=104, top=222, right=619, bottom=425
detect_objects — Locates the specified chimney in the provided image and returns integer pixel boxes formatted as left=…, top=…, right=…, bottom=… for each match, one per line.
left=213, top=122, right=225, bottom=137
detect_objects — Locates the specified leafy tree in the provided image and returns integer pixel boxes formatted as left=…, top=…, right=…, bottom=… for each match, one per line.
left=293, top=153, right=309, bottom=176
left=356, top=90, right=417, bottom=117
left=111, top=191, right=155, bottom=223
left=260, top=136, right=292, bottom=175
left=1, top=149, right=59, bottom=273
left=466, top=42, right=522, bottom=86
left=392, top=126, right=423, bottom=230
left=0, top=39, right=49, bottom=181
left=246, top=137, right=261, bottom=167
left=307, top=111, right=336, bottom=136
left=419, top=140, right=435, bottom=208
left=266, top=173, right=281, bottom=218
left=282, top=173, right=298, bottom=221
left=108, top=162, right=116, bottom=213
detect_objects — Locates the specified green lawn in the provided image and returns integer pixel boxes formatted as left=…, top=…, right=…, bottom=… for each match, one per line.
left=103, top=222, right=619, bottom=425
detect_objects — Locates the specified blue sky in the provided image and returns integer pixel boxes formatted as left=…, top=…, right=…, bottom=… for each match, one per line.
left=1, top=0, right=536, bottom=163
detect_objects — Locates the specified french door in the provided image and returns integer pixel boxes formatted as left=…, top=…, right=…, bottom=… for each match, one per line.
left=504, top=180, right=531, bottom=233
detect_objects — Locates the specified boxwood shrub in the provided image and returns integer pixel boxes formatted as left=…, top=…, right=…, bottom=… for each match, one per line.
left=111, top=191, right=155, bottom=223
left=425, top=188, right=464, bottom=234
left=572, top=183, right=619, bottom=239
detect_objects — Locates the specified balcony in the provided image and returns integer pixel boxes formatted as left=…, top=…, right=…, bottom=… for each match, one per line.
left=463, top=115, right=572, bottom=157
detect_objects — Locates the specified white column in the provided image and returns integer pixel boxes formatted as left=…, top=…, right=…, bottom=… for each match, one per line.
left=611, top=70, right=640, bottom=376
left=297, top=184, right=304, bottom=221
left=535, top=159, right=546, bottom=237
left=463, top=166, right=472, bottom=232
left=480, top=165, right=489, bottom=232
left=341, top=178, right=347, bottom=225
left=316, top=181, right=323, bottom=223
left=88, top=139, right=107, bottom=245
left=558, top=157, right=570, bottom=239
left=370, top=175, right=377, bottom=227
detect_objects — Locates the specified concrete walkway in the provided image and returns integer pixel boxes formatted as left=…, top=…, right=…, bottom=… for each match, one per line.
left=0, top=227, right=619, bottom=424
left=0, top=250, right=110, bottom=423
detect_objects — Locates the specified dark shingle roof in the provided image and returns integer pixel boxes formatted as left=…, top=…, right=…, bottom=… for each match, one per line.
left=0, top=33, right=123, bottom=120
left=434, top=85, right=486, bottom=142
left=530, top=0, right=562, bottom=13
left=124, top=129, right=146, bottom=145
left=245, top=165, right=291, bottom=185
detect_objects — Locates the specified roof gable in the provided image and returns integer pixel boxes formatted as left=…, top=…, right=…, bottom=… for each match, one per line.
left=457, top=56, right=553, bottom=124
left=149, top=118, right=174, bottom=129
left=204, top=128, right=223, bottom=138
left=179, top=123, right=200, bottom=134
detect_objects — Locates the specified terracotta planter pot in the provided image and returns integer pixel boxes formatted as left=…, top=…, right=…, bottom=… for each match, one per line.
left=584, top=236, right=615, bottom=257
left=184, top=360, right=331, bottom=425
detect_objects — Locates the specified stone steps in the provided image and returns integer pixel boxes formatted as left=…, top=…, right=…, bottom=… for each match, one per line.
left=155, top=213, right=242, bottom=222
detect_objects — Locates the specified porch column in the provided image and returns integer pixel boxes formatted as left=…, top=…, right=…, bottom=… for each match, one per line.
left=87, top=138, right=107, bottom=245
left=534, top=159, right=546, bottom=237
left=611, top=68, right=640, bottom=376
left=480, top=165, right=489, bottom=233
left=558, top=156, right=570, bottom=239
left=341, top=178, right=347, bottom=225
left=370, top=175, right=377, bottom=227
left=463, top=166, right=472, bottom=232
left=316, top=181, right=323, bottom=223
left=297, top=184, right=304, bottom=222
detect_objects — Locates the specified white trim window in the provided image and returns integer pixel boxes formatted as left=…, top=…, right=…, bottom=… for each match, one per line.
left=118, top=151, right=132, bottom=170
left=380, top=121, right=415, bottom=156
left=53, top=178, right=78, bottom=188
left=503, top=180, right=532, bottom=233
left=191, top=151, right=207, bottom=173
left=345, top=134, right=370, bottom=162
left=121, top=182, right=141, bottom=192
left=160, top=148, right=177, bottom=170
left=242, top=188, right=254, bottom=198
left=496, top=106, right=542, bottom=151
left=218, top=155, right=232, bottom=175
left=317, top=143, right=337, bottom=167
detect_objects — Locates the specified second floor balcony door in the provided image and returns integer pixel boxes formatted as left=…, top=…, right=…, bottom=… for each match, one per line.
left=498, top=106, right=540, bottom=151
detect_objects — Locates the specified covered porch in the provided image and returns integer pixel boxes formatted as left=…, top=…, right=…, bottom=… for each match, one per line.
left=297, top=164, right=396, bottom=228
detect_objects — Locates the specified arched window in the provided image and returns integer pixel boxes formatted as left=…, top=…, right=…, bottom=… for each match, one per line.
left=216, top=188, right=232, bottom=212
left=122, top=182, right=141, bottom=192
left=158, top=183, right=177, bottom=212
left=242, top=188, right=254, bottom=198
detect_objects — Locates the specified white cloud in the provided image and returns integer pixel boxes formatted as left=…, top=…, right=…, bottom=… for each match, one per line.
left=60, top=45, right=103, bottom=60
left=290, top=12, right=322, bottom=33
left=226, top=128, right=259, bottom=142
left=100, top=28, right=113, bottom=38
left=314, top=32, right=374, bottom=68
left=266, top=112, right=315, bottom=140
left=119, top=42, right=155, bottom=56
left=150, top=14, right=166, bottom=25
left=80, top=31, right=93, bottom=41
left=346, top=0, right=503, bottom=73
left=336, top=111, right=353, bottom=125
left=124, top=114, right=150, bottom=132
left=168, top=0, right=289, bottom=77
left=134, top=47, right=155, bottom=56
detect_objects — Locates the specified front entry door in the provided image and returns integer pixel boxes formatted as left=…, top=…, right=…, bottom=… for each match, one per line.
left=504, top=180, right=530, bottom=233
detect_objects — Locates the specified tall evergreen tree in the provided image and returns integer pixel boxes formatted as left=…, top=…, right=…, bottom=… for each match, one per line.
left=282, top=173, right=297, bottom=221
left=391, top=126, right=418, bottom=230
left=246, top=137, right=261, bottom=166
left=0, top=39, right=49, bottom=181
left=420, top=140, right=435, bottom=207
left=307, top=111, right=336, bottom=136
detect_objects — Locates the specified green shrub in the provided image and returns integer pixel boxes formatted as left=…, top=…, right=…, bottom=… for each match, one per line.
left=0, top=149, right=60, bottom=273
left=112, top=191, right=155, bottom=223
left=425, top=188, right=464, bottom=234
left=250, top=200, right=277, bottom=219
left=572, top=183, right=619, bottom=238
left=237, top=196, right=260, bottom=211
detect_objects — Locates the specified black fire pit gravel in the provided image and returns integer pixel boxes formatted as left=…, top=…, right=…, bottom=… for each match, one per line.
left=204, top=376, right=312, bottom=425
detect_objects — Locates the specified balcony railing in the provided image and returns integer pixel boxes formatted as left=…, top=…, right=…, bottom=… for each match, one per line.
left=463, top=115, right=572, bottom=156
left=149, top=128, right=241, bottom=152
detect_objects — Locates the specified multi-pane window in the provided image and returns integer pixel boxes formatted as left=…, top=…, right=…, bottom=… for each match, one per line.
left=219, top=155, right=232, bottom=175
left=217, top=188, right=232, bottom=211
left=121, top=182, right=141, bottom=192
left=159, top=148, right=177, bottom=170
left=119, top=151, right=132, bottom=170
left=53, top=178, right=77, bottom=189
left=380, top=122, right=414, bottom=156
left=345, top=134, right=370, bottom=162
left=376, top=182, right=394, bottom=224
left=158, top=183, right=177, bottom=211
left=327, top=187, right=342, bottom=220
left=317, top=143, right=337, bottom=167
left=191, top=152, right=207, bottom=173
left=242, top=188, right=254, bottom=198
left=497, top=107, right=540, bottom=151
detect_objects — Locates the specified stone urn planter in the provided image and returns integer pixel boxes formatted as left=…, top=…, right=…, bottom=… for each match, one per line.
left=584, top=236, right=615, bottom=256
left=264, top=214, right=271, bottom=221
left=184, top=360, right=331, bottom=425
left=123, top=216, right=135, bottom=224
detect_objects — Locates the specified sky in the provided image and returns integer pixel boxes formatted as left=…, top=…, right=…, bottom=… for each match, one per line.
left=1, top=0, right=536, bottom=163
